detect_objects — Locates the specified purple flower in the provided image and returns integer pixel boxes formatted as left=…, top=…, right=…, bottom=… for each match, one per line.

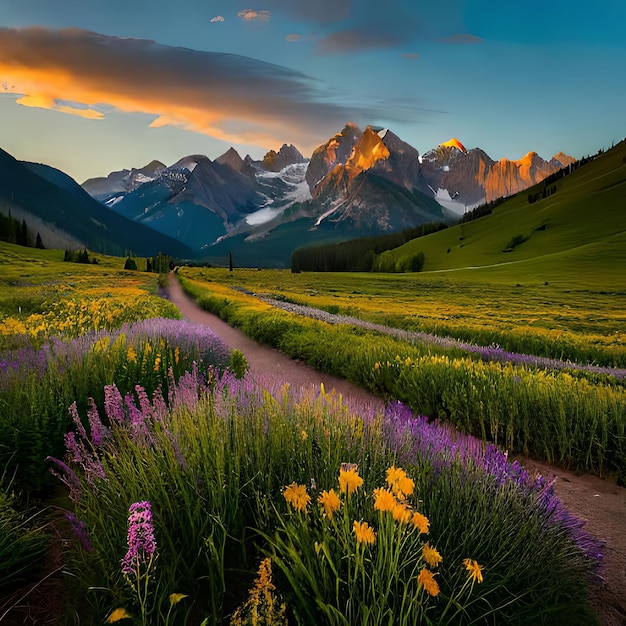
left=66, top=512, right=93, bottom=552
left=120, top=501, right=157, bottom=575
left=87, top=398, right=110, bottom=447
left=104, top=384, right=125, bottom=424
left=382, top=402, right=604, bottom=575
left=46, top=456, right=82, bottom=502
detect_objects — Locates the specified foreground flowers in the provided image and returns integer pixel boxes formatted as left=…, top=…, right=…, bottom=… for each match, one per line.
left=464, top=558, right=484, bottom=584
left=274, top=464, right=486, bottom=623
left=121, top=501, right=157, bottom=575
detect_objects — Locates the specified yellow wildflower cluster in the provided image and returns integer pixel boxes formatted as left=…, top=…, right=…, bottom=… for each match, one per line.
left=463, top=558, right=484, bottom=584
left=338, top=466, right=363, bottom=497
left=386, top=465, right=415, bottom=500
left=283, top=483, right=311, bottom=513
left=1, top=285, right=179, bottom=342
left=230, top=558, right=287, bottom=626
left=353, top=520, right=376, bottom=545
left=282, top=464, right=484, bottom=596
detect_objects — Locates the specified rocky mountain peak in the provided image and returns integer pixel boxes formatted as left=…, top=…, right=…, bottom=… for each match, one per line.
left=305, top=123, right=363, bottom=191
left=261, top=143, right=306, bottom=172
left=345, top=126, right=391, bottom=175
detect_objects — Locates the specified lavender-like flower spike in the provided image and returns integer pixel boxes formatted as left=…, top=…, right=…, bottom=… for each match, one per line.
left=46, top=456, right=82, bottom=502
left=66, top=512, right=93, bottom=552
left=121, top=501, right=157, bottom=575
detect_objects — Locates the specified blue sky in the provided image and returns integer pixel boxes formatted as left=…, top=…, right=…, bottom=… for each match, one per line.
left=1, top=0, right=625, bottom=182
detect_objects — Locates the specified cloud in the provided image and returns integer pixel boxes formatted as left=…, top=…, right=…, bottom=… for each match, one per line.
left=0, top=27, right=414, bottom=154
left=441, top=34, right=483, bottom=45
left=401, top=53, right=419, bottom=59
left=210, top=15, right=225, bottom=23
left=237, top=9, right=271, bottom=22
left=285, top=33, right=301, bottom=42
left=316, top=27, right=403, bottom=54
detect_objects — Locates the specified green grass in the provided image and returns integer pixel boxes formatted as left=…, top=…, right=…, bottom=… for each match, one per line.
left=177, top=273, right=626, bottom=479
left=385, top=140, right=626, bottom=273
left=180, top=265, right=626, bottom=368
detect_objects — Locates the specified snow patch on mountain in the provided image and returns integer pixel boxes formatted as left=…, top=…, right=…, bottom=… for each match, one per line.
left=245, top=162, right=310, bottom=225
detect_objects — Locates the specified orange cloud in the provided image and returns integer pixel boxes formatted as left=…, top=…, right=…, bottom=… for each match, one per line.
left=237, top=9, right=271, bottom=21
left=285, top=33, right=301, bottom=42
left=0, top=27, right=389, bottom=155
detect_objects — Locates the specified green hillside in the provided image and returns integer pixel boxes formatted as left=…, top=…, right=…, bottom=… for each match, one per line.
left=383, top=140, right=626, bottom=280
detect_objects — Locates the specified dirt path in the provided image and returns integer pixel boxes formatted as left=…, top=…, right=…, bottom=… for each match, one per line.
left=166, top=277, right=626, bottom=626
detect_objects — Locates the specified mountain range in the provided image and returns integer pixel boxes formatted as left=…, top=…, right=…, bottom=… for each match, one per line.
left=1, top=125, right=574, bottom=266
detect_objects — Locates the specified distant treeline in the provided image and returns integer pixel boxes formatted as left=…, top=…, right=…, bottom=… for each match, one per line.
left=291, top=222, right=447, bottom=272
left=0, top=209, right=45, bottom=249
left=63, top=249, right=99, bottom=264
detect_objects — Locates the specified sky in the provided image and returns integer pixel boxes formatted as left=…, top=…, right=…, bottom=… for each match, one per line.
left=1, top=1, right=625, bottom=183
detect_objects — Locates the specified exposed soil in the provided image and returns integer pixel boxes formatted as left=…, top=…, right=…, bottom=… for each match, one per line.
left=166, top=277, right=626, bottom=626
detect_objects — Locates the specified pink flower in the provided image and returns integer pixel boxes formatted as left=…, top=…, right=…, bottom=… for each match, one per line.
left=120, top=501, right=157, bottom=575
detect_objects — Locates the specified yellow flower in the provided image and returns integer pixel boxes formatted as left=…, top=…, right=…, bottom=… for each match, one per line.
left=353, top=520, right=376, bottom=545
left=300, top=430, right=308, bottom=441
left=283, top=483, right=310, bottom=512
left=463, top=558, right=484, bottom=583
left=386, top=465, right=414, bottom=499
left=422, top=543, right=443, bottom=568
left=418, top=567, right=440, bottom=597
left=338, top=467, right=363, bottom=497
left=169, top=593, right=188, bottom=605
left=411, top=512, right=430, bottom=534
left=174, top=346, right=180, bottom=364
left=392, top=503, right=412, bottom=525
left=373, top=487, right=397, bottom=512
left=106, top=607, right=132, bottom=622
left=396, top=475, right=415, bottom=499
left=318, top=489, right=341, bottom=519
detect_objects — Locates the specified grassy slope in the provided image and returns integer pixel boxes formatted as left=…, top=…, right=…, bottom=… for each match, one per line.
left=388, top=141, right=626, bottom=282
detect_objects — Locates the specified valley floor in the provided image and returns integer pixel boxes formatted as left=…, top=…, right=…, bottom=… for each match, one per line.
left=165, top=276, right=626, bottom=626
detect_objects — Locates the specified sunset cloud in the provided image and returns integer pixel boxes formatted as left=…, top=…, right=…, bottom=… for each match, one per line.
left=285, top=33, right=301, bottom=42
left=0, top=27, right=403, bottom=154
left=210, top=15, right=225, bottom=23
left=237, top=9, right=271, bottom=22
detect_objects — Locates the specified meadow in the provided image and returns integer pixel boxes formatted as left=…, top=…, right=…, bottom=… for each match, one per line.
left=177, top=268, right=626, bottom=481
left=0, top=241, right=616, bottom=624
left=178, top=266, right=626, bottom=368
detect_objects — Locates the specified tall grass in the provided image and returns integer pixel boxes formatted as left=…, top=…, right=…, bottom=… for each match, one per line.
left=0, top=318, right=231, bottom=492
left=178, top=275, right=626, bottom=480
left=50, top=373, right=601, bottom=624
left=180, top=266, right=626, bottom=368
left=0, top=481, right=47, bottom=603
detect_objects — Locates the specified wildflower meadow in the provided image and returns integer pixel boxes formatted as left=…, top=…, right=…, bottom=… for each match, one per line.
left=0, top=245, right=614, bottom=624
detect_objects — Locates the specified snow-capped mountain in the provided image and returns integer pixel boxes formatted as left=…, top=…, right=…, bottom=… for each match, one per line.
left=80, top=126, right=574, bottom=265
left=420, top=139, right=576, bottom=213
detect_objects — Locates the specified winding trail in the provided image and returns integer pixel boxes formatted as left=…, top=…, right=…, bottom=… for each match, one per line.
left=165, top=274, right=384, bottom=412
left=165, top=276, right=626, bottom=626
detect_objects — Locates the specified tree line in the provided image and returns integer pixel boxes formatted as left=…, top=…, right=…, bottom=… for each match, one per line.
left=0, top=210, right=45, bottom=249
left=291, top=222, right=446, bottom=272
